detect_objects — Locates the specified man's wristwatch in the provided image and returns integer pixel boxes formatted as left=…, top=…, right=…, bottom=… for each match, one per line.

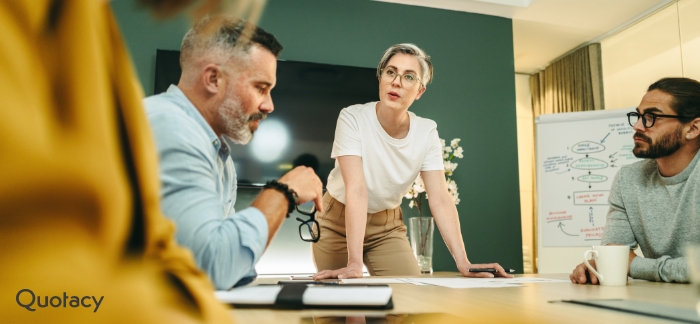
left=263, top=180, right=298, bottom=217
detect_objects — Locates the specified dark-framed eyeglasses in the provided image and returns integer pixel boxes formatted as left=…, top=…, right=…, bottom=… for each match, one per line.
left=295, top=205, right=320, bottom=243
left=627, top=111, right=681, bottom=128
left=380, top=68, right=422, bottom=88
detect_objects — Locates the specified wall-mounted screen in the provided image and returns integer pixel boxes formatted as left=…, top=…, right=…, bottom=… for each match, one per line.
left=154, top=49, right=378, bottom=188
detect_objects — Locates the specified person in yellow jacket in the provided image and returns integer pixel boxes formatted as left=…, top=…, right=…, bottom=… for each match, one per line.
left=0, top=0, right=262, bottom=322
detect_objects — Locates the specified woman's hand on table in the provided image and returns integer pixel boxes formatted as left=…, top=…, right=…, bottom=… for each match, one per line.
left=458, top=263, right=514, bottom=278
left=312, top=262, right=363, bottom=280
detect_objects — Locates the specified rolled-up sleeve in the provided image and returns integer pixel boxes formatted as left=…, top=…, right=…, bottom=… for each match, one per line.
left=147, top=108, right=268, bottom=290
left=630, top=255, right=689, bottom=283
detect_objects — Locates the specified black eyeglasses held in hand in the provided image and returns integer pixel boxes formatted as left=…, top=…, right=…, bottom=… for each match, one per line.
left=295, top=205, right=320, bottom=243
left=627, top=111, right=681, bottom=128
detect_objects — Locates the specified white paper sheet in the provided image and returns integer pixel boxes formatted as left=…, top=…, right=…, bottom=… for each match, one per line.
left=215, top=286, right=281, bottom=304
left=340, top=278, right=412, bottom=284
left=405, top=278, right=523, bottom=289
left=484, top=278, right=570, bottom=283
left=341, top=277, right=569, bottom=287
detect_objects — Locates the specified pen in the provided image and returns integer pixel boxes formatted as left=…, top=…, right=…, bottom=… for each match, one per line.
left=277, top=280, right=339, bottom=285
left=469, top=268, right=515, bottom=273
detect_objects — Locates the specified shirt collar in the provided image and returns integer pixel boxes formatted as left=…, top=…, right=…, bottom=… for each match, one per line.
left=656, top=147, right=700, bottom=185
left=166, top=85, right=222, bottom=150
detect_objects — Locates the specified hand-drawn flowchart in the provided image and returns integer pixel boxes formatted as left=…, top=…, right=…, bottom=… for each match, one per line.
left=537, top=109, right=640, bottom=247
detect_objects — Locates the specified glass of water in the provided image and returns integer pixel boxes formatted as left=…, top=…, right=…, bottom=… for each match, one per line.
left=409, top=217, right=434, bottom=274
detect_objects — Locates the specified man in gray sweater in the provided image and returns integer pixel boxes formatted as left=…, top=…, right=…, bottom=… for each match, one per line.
left=571, top=77, right=700, bottom=284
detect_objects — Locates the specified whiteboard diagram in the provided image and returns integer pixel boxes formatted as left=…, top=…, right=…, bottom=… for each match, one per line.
left=537, top=108, right=640, bottom=247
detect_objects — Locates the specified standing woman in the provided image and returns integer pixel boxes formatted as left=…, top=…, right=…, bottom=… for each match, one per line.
left=312, top=44, right=512, bottom=279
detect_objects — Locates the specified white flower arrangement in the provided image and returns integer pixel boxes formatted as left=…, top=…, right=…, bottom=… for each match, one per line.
left=404, top=138, right=463, bottom=215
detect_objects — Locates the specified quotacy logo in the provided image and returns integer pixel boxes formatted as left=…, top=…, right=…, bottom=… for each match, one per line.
left=16, top=289, right=104, bottom=313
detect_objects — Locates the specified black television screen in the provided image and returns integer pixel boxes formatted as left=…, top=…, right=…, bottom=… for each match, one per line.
left=154, top=49, right=378, bottom=187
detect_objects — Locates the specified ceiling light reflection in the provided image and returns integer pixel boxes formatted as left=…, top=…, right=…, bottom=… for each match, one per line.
left=249, top=118, right=289, bottom=163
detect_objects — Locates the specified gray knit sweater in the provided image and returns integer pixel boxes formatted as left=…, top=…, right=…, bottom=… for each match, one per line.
left=601, top=150, right=700, bottom=282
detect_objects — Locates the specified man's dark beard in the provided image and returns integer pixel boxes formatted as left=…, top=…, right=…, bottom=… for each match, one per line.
left=632, top=127, right=683, bottom=158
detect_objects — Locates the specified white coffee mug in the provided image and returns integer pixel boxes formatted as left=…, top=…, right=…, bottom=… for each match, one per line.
left=583, top=245, right=630, bottom=286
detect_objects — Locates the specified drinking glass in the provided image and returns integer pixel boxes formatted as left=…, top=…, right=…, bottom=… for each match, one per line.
left=409, top=217, right=434, bottom=274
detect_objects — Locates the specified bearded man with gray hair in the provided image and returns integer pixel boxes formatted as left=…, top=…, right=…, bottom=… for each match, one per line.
left=144, top=15, right=323, bottom=290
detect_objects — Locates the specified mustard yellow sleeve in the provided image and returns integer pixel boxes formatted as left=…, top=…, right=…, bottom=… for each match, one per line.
left=0, top=1, right=232, bottom=322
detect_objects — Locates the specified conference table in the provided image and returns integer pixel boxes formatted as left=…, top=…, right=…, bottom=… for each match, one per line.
left=228, top=272, right=698, bottom=323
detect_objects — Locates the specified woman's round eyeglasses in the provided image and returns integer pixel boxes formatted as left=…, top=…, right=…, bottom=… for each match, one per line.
left=381, top=68, right=421, bottom=88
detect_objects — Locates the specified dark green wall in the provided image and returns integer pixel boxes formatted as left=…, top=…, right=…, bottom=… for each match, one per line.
left=112, top=0, right=523, bottom=273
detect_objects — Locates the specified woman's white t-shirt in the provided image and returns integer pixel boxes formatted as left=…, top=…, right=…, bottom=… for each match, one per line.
left=326, top=102, right=444, bottom=213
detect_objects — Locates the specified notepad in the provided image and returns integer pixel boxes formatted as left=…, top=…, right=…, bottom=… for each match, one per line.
left=215, top=284, right=393, bottom=309
left=560, top=299, right=700, bottom=323
left=215, top=285, right=281, bottom=304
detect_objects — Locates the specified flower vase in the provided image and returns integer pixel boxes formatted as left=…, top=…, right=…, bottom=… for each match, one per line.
left=409, top=216, right=434, bottom=274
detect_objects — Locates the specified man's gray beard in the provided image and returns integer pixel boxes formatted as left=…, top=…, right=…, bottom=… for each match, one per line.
left=632, top=126, right=683, bottom=159
left=219, top=97, right=254, bottom=145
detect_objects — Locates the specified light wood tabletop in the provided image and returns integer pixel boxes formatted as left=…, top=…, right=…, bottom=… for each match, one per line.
left=227, top=272, right=698, bottom=323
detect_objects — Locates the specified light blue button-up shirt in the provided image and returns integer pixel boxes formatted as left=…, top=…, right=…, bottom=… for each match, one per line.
left=144, top=85, right=268, bottom=289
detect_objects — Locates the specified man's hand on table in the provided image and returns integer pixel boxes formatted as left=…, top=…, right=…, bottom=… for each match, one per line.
left=570, top=259, right=599, bottom=284
left=570, top=248, right=636, bottom=284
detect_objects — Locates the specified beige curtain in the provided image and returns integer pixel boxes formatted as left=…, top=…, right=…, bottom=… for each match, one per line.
left=528, top=43, right=604, bottom=273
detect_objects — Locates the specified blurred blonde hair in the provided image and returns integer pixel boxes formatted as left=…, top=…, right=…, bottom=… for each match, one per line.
left=140, top=0, right=267, bottom=53
left=139, top=0, right=266, bottom=23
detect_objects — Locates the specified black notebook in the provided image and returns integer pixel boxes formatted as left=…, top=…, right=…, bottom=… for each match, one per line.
left=215, top=283, right=393, bottom=310
left=560, top=299, right=700, bottom=323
